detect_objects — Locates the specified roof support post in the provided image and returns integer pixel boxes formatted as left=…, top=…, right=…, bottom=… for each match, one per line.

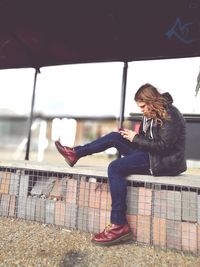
left=25, top=67, right=40, bottom=160
left=119, top=61, right=128, bottom=128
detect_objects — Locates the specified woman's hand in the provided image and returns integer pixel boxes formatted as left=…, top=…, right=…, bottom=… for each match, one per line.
left=119, top=128, right=137, bottom=142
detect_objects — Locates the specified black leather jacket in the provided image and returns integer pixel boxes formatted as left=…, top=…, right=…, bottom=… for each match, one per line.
left=133, top=100, right=187, bottom=176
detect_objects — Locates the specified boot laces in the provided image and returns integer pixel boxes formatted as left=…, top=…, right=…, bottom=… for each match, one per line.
left=104, top=224, right=113, bottom=233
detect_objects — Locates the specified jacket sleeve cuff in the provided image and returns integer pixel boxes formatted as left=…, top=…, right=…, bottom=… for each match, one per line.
left=132, top=134, right=139, bottom=143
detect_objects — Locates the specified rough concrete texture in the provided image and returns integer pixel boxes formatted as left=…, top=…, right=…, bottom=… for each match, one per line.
left=0, top=217, right=200, bottom=267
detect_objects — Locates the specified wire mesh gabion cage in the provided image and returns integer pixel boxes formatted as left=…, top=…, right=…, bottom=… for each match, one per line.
left=0, top=162, right=200, bottom=254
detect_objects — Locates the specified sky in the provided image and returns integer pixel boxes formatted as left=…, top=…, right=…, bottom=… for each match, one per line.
left=0, top=57, right=200, bottom=117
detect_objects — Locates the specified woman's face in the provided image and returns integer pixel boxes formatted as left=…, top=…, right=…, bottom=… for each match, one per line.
left=136, top=101, right=152, bottom=117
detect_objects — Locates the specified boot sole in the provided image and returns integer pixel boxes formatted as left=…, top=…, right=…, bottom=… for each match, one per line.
left=91, top=232, right=132, bottom=246
left=65, top=158, right=74, bottom=167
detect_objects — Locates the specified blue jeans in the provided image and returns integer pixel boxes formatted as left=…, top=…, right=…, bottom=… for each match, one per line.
left=74, top=132, right=150, bottom=225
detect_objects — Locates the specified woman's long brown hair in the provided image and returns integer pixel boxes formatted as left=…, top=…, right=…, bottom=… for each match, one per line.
left=134, top=83, right=171, bottom=126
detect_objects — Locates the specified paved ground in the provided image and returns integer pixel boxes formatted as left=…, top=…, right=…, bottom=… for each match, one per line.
left=0, top=217, right=200, bottom=267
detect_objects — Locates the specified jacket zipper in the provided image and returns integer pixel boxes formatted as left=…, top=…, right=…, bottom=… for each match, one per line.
left=149, top=153, right=153, bottom=175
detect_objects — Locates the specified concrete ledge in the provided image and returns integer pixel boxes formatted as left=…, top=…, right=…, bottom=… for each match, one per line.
left=0, top=160, right=199, bottom=188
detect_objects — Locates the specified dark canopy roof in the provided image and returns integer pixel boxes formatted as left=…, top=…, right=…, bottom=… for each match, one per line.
left=0, top=0, right=200, bottom=69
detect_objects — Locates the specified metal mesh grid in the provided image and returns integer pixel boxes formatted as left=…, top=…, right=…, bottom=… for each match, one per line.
left=0, top=166, right=200, bottom=254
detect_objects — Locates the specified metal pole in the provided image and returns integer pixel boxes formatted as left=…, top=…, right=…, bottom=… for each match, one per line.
left=25, top=68, right=40, bottom=160
left=119, top=61, right=128, bottom=128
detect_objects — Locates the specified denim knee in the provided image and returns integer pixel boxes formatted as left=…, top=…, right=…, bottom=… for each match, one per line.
left=108, top=160, right=121, bottom=178
left=109, top=131, right=123, bottom=140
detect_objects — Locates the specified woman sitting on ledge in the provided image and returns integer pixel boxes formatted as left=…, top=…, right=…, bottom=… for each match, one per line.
left=55, top=83, right=187, bottom=246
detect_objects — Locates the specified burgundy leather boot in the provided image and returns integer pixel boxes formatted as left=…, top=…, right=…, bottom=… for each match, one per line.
left=91, top=224, right=132, bottom=246
left=55, top=141, right=78, bottom=167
